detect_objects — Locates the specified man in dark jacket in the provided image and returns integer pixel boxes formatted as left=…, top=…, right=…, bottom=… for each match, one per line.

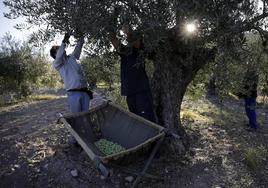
left=109, top=25, right=156, bottom=122
left=239, top=70, right=259, bottom=130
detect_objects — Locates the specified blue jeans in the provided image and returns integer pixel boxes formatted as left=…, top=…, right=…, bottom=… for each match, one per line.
left=67, top=91, right=90, bottom=113
left=244, top=97, right=257, bottom=128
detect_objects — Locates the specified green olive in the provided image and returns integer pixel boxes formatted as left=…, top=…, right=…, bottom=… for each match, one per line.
left=95, top=139, right=125, bottom=155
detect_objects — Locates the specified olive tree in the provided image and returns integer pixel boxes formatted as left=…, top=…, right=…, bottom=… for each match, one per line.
left=206, top=32, right=268, bottom=99
left=245, top=33, right=268, bottom=97
left=0, top=33, right=60, bottom=99
left=4, top=0, right=268, bottom=153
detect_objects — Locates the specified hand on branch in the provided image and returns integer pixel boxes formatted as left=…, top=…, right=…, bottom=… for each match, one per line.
left=73, top=28, right=85, bottom=39
left=107, top=31, right=117, bottom=41
left=122, top=23, right=132, bottom=36
left=107, top=31, right=120, bottom=50
left=62, top=33, right=71, bottom=44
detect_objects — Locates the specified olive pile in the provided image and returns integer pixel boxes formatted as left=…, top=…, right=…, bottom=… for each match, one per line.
left=95, top=139, right=125, bottom=155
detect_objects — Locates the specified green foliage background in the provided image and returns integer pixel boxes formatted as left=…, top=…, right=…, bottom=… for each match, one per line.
left=0, top=34, right=61, bottom=103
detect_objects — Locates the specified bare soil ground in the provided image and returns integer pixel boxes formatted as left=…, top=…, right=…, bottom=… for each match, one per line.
left=0, top=92, right=268, bottom=188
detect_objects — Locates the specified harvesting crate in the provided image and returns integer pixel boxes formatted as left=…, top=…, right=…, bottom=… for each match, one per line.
left=59, top=101, right=165, bottom=186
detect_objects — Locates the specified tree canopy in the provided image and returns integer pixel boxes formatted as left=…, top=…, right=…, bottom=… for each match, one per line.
left=4, top=0, right=268, bottom=49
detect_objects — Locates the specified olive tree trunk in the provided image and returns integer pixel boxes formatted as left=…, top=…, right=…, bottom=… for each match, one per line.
left=151, top=32, right=216, bottom=154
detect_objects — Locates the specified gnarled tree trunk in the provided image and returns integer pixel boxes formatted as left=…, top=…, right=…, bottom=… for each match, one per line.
left=151, top=31, right=216, bottom=154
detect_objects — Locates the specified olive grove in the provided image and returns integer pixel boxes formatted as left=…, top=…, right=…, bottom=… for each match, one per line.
left=0, top=33, right=60, bottom=101
left=4, top=0, right=268, bottom=153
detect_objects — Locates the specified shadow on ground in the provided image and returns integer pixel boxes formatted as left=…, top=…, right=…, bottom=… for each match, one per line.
left=0, top=93, right=268, bottom=187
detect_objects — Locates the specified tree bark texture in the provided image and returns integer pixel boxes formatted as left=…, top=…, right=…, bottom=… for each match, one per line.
left=151, top=30, right=216, bottom=154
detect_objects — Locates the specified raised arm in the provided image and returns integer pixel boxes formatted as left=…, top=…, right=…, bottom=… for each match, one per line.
left=53, top=43, right=66, bottom=70
left=108, top=32, right=120, bottom=51
left=53, top=33, right=70, bottom=70
left=72, top=37, right=84, bottom=60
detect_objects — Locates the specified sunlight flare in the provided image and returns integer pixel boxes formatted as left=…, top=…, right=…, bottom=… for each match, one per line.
left=185, top=23, right=197, bottom=33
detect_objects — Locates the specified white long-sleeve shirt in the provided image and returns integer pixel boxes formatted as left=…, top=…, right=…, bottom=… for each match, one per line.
left=53, top=38, right=87, bottom=91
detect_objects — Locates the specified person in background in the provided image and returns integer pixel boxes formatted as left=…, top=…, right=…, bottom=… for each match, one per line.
left=239, top=69, right=259, bottom=131
left=108, top=24, right=156, bottom=123
left=50, top=33, right=91, bottom=145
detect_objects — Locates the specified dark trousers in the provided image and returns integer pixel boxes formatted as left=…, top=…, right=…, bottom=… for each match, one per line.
left=126, top=92, right=156, bottom=123
left=244, top=97, right=257, bottom=128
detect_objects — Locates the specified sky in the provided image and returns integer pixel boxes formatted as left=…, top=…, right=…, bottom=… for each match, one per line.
left=0, top=0, right=29, bottom=40
left=0, top=0, right=65, bottom=58
left=0, top=0, right=86, bottom=59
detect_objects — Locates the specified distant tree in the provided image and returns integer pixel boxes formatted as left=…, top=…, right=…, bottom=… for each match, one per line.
left=208, top=32, right=268, bottom=98
left=80, top=54, right=120, bottom=89
left=246, top=33, right=268, bottom=97
left=4, top=0, right=268, bottom=153
left=0, top=33, right=60, bottom=100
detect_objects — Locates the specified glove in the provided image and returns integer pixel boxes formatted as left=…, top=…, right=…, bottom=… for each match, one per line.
left=63, top=33, right=71, bottom=44
left=107, top=31, right=117, bottom=41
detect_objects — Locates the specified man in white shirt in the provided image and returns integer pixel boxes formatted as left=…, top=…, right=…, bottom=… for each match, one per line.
left=50, top=33, right=90, bottom=112
left=50, top=33, right=90, bottom=145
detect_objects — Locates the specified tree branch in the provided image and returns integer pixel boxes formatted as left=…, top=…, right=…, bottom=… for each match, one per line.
left=248, top=12, right=268, bottom=25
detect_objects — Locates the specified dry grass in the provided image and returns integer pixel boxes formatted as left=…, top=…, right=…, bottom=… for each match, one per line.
left=182, top=97, right=241, bottom=127
left=96, top=82, right=109, bottom=89
left=29, top=94, right=63, bottom=101
left=181, top=109, right=212, bottom=123
left=0, top=94, right=65, bottom=111
left=243, top=146, right=267, bottom=170
left=257, top=96, right=268, bottom=104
